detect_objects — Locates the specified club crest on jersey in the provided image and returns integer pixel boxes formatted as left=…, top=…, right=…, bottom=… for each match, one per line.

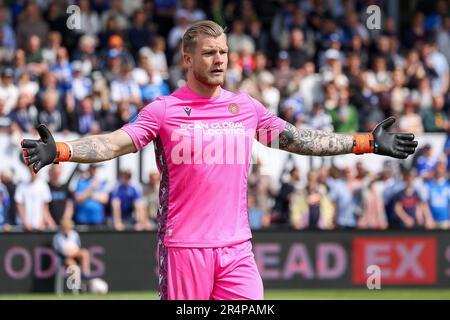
left=228, top=103, right=240, bottom=114
left=183, top=107, right=192, bottom=116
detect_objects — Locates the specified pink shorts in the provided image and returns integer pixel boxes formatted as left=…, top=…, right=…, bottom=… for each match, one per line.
left=158, top=240, right=264, bottom=300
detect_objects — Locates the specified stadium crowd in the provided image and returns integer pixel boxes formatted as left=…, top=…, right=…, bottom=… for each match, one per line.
left=1, top=0, right=450, bottom=231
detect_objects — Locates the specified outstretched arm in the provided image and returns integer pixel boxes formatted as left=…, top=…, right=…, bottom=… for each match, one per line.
left=272, top=117, right=418, bottom=159
left=276, top=122, right=354, bottom=156
left=21, top=125, right=136, bottom=172
left=68, top=129, right=136, bottom=163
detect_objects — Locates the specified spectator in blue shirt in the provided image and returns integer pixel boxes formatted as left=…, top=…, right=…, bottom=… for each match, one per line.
left=415, top=144, right=437, bottom=180
left=74, top=165, right=108, bottom=226
left=110, top=169, right=148, bottom=231
left=0, top=181, right=10, bottom=231
left=424, top=160, right=449, bottom=229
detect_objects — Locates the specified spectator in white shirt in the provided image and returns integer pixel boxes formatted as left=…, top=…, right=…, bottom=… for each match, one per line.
left=15, top=167, right=56, bottom=231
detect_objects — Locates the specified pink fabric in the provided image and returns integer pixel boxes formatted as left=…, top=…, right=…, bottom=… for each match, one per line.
left=163, top=240, right=263, bottom=300
left=121, top=85, right=286, bottom=248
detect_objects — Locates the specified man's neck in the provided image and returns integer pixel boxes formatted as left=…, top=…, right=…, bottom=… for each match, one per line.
left=186, top=77, right=221, bottom=98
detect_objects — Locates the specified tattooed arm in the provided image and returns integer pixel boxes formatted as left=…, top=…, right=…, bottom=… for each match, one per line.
left=273, top=122, right=354, bottom=156
left=68, top=129, right=136, bottom=163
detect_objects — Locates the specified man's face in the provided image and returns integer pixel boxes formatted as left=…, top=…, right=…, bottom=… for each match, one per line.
left=185, top=34, right=228, bottom=87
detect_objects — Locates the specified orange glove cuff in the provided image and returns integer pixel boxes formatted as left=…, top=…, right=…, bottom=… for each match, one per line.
left=352, top=134, right=374, bottom=155
left=55, top=142, right=72, bottom=162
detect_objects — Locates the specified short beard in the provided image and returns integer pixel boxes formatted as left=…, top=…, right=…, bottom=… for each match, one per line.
left=193, top=68, right=224, bottom=86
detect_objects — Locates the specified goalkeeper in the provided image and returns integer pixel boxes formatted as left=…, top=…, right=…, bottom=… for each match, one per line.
left=21, top=20, right=417, bottom=300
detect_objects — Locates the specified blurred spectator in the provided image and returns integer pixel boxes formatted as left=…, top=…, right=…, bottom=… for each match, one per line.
left=68, top=95, right=101, bottom=135
left=320, top=48, right=348, bottom=88
left=143, top=172, right=160, bottom=229
left=280, top=94, right=305, bottom=127
left=390, top=68, right=410, bottom=116
left=110, top=169, right=150, bottom=231
left=0, top=179, right=10, bottom=232
left=0, top=97, right=12, bottom=131
left=248, top=193, right=269, bottom=230
left=77, top=0, right=101, bottom=37
left=53, top=219, right=91, bottom=278
left=139, top=36, right=169, bottom=80
left=176, top=0, right=206, bottom=24
left=74, top=165, right=109, bottom=226
left=15, top=167, right=55, bottom=231
left=42, top=31, right=62, bottom=65
left=393, top=170, right=433, bottom=229
left=416, top=144, right=437, bottom=180
left=436, top=16, right=450, bottom=65
left=49, top=47, right=73, bottom=94
left=290, top=170, right=335, bottom=230
left=328, top=87, right=359, bottom=133
left=422, top=38, right=449, bottom=95
left=48, top=165, right=74, bottom=226
left=299, top=61, right=323, bottom=112
left=423, top=160, right=450, bottom=229
left=422, top=94, right=448, bottom=132
left=16, top=2, right=49, bottom=49
left=358, top=179, right=388, bottom=229
left=72, top=34, right=100, bottom=75
left=272, top=167, right=300, bottom=225
left=398, top=99, right=424, bottom=134
left=168, top=12, right=191, bottom=51
left=128, top=9, right=154, bottom=59
left=17, top=71, right=39, bottom=99
left=0, top=169, right=16, bottom=228
left=44, top=1, right=67, bottom=35
left=273, top=51, right=294, bottom=98
left=110, top=63, right=141, bottom=115
left=71, top=61, right=93, bottom=103
left=327, top=166, right=360, bottom=229
left=37, top=88, right=66, bottom=132
left=308, top=102, right=333, bottom=131
left=258, top=71, right=280, bottom=116
left=228, top=19, right=255, bottom=54
left=101, top=0, right=129, bottom=32
left=0, top=67, right=19, bottom=115
left=248, top=18, right=269, bottom=55
left=9, top=93, right=38, bottom=134
left=288, top=29, right=310, bottom=70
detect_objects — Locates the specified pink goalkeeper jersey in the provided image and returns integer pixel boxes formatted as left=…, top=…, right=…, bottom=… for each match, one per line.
left=121, top=85, right=286, bottom=248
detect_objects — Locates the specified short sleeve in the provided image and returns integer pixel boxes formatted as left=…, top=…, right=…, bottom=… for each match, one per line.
left=250, top=96, right=286, bottom=145
left=120, top=99, right=166, bottom=150
left=14, top=184, right=25, bottom=204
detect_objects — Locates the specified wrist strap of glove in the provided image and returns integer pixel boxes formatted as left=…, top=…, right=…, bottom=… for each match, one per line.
left=352, top=134, right=374, bottom=155
left=55, top=142, right=72, bottom=163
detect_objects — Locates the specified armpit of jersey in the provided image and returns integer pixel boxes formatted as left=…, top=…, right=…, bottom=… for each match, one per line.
left=121, top=99, right=166, bottom=150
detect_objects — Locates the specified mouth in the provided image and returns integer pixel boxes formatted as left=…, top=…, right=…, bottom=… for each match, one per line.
left=210, top=69, right=224, bottom=75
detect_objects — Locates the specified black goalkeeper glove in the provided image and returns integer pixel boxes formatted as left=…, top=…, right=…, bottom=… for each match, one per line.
left=21, top=124, right=57, bottom=173
left=352, top=117, right=418, bottom=159
left=372, top=117, right=418, bottom=159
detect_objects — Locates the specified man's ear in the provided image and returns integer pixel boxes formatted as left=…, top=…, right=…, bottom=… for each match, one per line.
left=183, top=52, right=192, bottom=68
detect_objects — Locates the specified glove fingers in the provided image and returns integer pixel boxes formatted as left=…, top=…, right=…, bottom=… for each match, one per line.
left=21, top=139, right=38, bottom=148
left=392, top=150, right=409, bottom=159
left=395, top=133, right=415, bottom=141
left=33, top=161, right=45, bottom=173
left=36, top=124, right=54, bottom=143
left=25, top=154, right=40, bottom=166
left=23, top=148, right=38, bottom=158
left=380, top=117, right=396, bottom=129
left=396, top=146, right=416, bottom=154
left=396, top=139, right=418, bottom=147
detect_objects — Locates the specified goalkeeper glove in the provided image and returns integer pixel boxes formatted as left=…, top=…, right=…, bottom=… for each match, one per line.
left=21, top=124, right=72, bottom=173
left=352, top=117, right=418, bottom=159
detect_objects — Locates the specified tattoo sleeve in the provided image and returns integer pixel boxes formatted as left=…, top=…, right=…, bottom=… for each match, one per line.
left=273, top=122, right=355, bottom=156
left=69, top=135, right=117, bottom=163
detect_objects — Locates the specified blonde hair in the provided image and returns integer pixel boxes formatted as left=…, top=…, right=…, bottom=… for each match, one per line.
left=182, top=20, right=225, bottom=53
